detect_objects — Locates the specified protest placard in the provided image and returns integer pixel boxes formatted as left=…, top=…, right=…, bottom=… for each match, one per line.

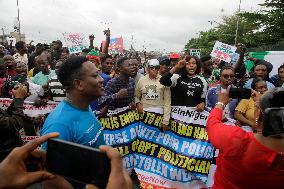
left=0, top=98, right=58, bottom=117
left=102, top=37, right=124, bottom=55
left=190, top=49, right=201, bottom=58
left=62, top=33, right=87, bottom=54
left=210, top=41, right=237, bottom=63
left=21, top=136, right=40, bottom=144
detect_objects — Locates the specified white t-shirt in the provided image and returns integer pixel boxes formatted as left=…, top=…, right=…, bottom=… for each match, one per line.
left=13, top=53, right=28, bottom=67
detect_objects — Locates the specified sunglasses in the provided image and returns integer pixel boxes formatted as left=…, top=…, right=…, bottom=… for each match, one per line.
left=149, top=66, right=160, bottom=70
left=222, top=74, right=235, bottom=79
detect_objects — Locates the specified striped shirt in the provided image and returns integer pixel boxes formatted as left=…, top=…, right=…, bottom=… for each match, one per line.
left=49, top=75, right=65, bottom=102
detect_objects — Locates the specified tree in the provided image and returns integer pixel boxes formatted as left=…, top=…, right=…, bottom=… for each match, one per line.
left=261, top=0, right=284, bottom=42
left=185, top=29, right=219, bottom=55
left=185, top=13, right=260, bottom=55
left=185, top=0, right=284, bottom=55
left=240, top=0, right=284, bottom=47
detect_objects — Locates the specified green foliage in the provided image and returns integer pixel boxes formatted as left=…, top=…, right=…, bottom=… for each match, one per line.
left=185, top=0, right=284, bottom=54
left=184, top=29, right=219, bottom=55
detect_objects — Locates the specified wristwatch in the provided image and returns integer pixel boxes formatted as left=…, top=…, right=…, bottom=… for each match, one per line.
left=215, top=102, right=225, bottom=109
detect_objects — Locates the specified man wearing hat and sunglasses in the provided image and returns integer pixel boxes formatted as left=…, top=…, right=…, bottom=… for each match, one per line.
left=135, top=59, right=171, bottom=131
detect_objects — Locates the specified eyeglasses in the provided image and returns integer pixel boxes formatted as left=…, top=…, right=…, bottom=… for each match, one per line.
left=222, top=74, right=235, bottom=79
left=149, top=66, right=160, bottom=70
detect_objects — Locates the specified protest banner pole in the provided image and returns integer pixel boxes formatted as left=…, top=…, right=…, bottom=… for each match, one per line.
left=234, top=0, right=242, bottom=46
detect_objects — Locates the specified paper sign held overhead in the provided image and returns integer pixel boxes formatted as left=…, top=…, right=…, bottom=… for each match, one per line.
left=210, top=41, right=237, bottom=63
left=62, top=33, right=87, bottom=54
left=190, top=49, right=201, bottom=58
left=102, top=37, right=124, bottom=55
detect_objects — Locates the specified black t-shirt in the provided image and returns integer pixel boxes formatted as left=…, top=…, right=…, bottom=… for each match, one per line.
left=160, top=72, right=208, bottom=107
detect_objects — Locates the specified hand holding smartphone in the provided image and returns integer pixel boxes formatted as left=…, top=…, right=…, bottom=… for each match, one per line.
left=46, top=139, right=111, bottom=188
left=229, top=88, right=251, bottom=99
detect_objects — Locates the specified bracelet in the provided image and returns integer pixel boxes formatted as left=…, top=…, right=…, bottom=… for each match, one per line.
left=215, top=102, right=225, bottom=109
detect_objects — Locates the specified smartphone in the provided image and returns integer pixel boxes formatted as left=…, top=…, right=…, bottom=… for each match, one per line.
left=46, top=138, right=111, bottom=188
left=263, top=108, right=284, bottom=137
left=216, top=84, right=221, bottom=93
left=229, top=88, right=251, bottom=99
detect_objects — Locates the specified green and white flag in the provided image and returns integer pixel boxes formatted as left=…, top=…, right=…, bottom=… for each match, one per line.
left=246, top=51, right=284, bottom=76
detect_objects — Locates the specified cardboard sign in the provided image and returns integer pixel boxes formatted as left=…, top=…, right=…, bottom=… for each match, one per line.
left=62, top=33, right=87, bottom=54
left=190, top=49, right=201, bottom=58
left=210, top=41, right=237, bottom=63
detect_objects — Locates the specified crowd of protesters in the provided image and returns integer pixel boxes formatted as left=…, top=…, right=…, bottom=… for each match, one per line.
left=0, top=28, right=284, bottom=189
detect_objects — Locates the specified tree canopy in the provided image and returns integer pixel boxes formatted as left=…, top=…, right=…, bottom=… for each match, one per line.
left=185, top=0, right=284, bottom=55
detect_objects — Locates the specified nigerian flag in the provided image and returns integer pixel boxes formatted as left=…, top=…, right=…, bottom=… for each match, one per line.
left=246, top=51, right=284, bottom=76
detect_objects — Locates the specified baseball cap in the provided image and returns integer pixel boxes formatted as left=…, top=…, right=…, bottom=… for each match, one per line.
left=148, top=59, right=160, bottom=67
left=169, top=53, right=180, bottom=59
left=158, top=55, right=170, bottom=62
left=87, top=49, right=101, bottom=63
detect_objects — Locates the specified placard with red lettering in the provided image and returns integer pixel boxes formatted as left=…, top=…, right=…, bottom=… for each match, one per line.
left=62, top=33, right=87, bottom=54
left=0, top=98, right=58, bottom=117
left=210, top=41, right=237, bottom=63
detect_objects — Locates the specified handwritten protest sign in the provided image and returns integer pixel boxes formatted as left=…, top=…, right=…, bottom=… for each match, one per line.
left=190, top=49, right=201, bottom=58
left=62, top=33, right=87, bottom=54
left=210, top=41, right=237, bottom=63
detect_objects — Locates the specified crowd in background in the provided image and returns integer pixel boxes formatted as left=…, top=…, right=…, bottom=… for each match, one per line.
left=1, top=29, right=284, bottom=188
left=1, top=29, right=284, bottom=152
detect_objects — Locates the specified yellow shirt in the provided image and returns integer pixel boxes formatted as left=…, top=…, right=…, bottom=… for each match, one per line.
left=135, top=74, right=171, bottom=125
left=28, top=68, right=34, bottom=78
left=235, top=98, right=255, bottom=122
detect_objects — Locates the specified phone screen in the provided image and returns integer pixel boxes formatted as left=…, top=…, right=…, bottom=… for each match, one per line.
left=46, top=138, right=111, bottom=188
left=263, top=108, right=284, bottom=137
left=229, top=88, right=251, bottom=99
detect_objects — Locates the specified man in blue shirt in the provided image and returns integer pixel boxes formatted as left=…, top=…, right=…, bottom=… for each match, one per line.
left=40, top=56, right=106, bottom=150
left=40, top=56, right=106, bottom=188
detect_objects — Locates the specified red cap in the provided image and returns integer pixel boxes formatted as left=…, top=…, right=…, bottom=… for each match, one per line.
left=86, top=55, right=100, bottom=64
left=169, top=53, right=180, bottom=59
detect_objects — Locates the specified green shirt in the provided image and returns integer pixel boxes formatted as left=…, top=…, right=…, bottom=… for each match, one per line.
left=32, top=70, right=56, bottom=86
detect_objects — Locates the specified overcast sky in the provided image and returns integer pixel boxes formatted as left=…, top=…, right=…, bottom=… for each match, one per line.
left=0, top=0, right=264, bottom=52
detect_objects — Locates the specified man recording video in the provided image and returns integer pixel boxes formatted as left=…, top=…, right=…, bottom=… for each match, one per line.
left=0, top=85, right=28, bottom=162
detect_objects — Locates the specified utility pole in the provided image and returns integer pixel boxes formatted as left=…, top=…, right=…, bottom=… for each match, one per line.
left=1, top=28, right=4, bottom=41
left=17, top=0, right=21, bottom=41
left=131, top=34, right=134, bottom=51
left=234, top=0, right=242, bottom=46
